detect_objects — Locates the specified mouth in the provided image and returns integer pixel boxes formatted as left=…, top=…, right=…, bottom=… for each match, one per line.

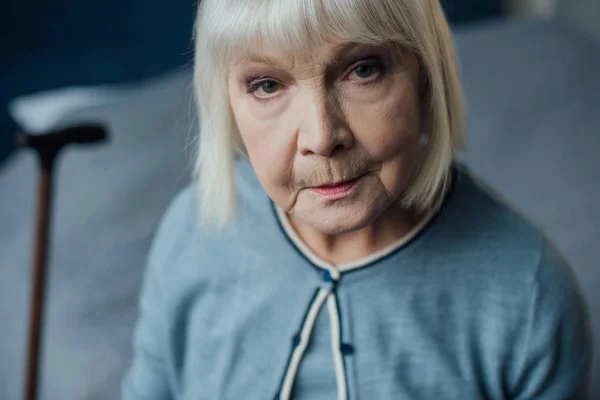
left=311, top=177, right=361, bottom=199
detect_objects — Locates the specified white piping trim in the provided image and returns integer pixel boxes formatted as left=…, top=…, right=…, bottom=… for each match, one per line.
left=279, top=288, right=330, bottom=400
left=338, top=209, right=436, bottom=272
left=276, top=206, right=340, bottom=279
left=327, top=294, right=348, bottom=400
left=275, top=206, right=436, bottom=275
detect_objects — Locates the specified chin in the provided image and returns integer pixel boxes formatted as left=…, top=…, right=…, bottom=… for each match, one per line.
left=297, top=202, right=381, bottom=236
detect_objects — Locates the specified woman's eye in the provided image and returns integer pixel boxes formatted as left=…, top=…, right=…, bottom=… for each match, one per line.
left=248, top=80, right=281, bottom=97
left=354, top=64, right=375, bottom=78
left=347, top=60, right=384, bottom=82
left=259, top=81, right=280, bottom=94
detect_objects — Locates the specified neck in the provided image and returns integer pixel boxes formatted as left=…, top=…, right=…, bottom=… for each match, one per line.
left=287, top=204, right=422, bottom=266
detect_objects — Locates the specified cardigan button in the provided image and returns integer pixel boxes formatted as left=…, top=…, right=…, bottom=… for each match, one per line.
left=292, top=333, right=301, bottom=347
left=340, top=342, right=355, bottom=355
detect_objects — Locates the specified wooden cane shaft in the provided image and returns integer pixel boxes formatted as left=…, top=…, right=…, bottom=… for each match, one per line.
left=24, top=170, right=53, bottom=400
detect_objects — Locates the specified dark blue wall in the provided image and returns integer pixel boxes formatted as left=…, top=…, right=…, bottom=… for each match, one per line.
left=1, top=0, right=196, bottom=164
left=443, top=0, right=505, bottom=24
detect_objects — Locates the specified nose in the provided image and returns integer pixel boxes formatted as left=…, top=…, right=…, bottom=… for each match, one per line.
left=297, top=95, right=354, bottom=157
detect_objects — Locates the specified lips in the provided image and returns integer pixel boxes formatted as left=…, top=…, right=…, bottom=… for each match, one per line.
left=311, top=177, right=360, bottom=198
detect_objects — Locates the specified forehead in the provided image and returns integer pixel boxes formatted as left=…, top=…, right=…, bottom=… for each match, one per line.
left=239, top=41, right=345, bottom=64
left=233, top=41, right=397, bottom=70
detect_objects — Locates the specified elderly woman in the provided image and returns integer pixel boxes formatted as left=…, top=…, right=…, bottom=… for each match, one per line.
left=122, top=0, right=592, bottom=399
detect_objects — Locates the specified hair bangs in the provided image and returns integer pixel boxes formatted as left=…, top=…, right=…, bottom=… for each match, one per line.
left=202, top=0, right=416, bottom=69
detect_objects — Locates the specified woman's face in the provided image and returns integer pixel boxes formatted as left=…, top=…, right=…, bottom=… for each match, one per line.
left=228, top=41, right=423, bottom=234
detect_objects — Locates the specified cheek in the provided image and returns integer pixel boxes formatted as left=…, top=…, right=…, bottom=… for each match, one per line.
left=346, top=83, right=421, bottom=160
left=230, top=98, right=297, bottom=202
left=345, top=76, right=422, bottom=196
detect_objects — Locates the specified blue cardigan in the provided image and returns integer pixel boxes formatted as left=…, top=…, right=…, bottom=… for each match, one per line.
left=122, top=160, right=591, bottom=399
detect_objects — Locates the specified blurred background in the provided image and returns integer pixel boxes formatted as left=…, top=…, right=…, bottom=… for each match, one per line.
left=1, top=0, right=599, bottom=398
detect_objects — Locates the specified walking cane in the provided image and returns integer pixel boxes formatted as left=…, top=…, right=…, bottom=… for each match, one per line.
left=15, top=125, right=108, bottom=400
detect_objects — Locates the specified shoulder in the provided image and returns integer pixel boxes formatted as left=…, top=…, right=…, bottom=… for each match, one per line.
left=147, top=183, right=197, bottom=272
left=533, top=237, right=589, bottom=324
left=147, top=160, right=283, bottom=281
left=443, top=165, right=589, bottom=321
left=149, top=157, right=270, bottom=266
left=437, top=165, right=549, bottom=283
left=507, top=232, right=592, bottom=396
left=425, top=164, right=590, bottom=331
left=439, top=167, right=591, bottom=389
